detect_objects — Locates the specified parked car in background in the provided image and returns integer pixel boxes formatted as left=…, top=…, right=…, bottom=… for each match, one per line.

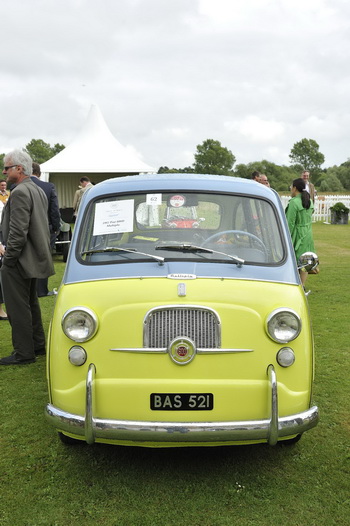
left=46, top=174, right=319, bottom=447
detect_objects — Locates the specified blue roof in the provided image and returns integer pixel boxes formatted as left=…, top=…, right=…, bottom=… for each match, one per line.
left=83, top=173, right=276, bottom=202
left=64, top=173, right=298, bottom=285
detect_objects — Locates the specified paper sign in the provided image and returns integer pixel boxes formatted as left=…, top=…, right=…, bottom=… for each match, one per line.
left=93, top=200, right=134, bottom=236
left=146, top=193, right=162, bottom=205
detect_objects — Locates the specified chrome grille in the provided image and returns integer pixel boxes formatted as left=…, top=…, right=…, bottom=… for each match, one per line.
left=144, top=307, right=220, bottom=348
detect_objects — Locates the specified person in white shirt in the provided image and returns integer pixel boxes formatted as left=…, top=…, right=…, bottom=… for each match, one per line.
left=301, top=171, right=316, bottom=202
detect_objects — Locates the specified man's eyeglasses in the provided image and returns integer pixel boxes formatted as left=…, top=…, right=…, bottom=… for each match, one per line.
left=3, top=165, right=18, bottom=171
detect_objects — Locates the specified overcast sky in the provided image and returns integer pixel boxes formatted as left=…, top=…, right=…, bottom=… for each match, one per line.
left=1, top=0, right=350, bottom=170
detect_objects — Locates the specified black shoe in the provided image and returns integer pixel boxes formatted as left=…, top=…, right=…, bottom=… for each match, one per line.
left=0, top=316, right=8, bottom=320
left=0, top=354, right=36, bottom=365
left=35, top=348, right=46, bottom=356
left=39, top=290, right=57, bottom=297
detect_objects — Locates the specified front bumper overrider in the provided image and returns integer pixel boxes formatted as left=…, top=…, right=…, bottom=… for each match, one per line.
left=45, top=363, right=319, bottom=446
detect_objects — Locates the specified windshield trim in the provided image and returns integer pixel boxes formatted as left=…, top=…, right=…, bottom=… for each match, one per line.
left=76, top=189, right=287, bottom=268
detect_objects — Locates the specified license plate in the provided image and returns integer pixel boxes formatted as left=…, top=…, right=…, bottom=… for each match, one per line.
left=150, top=393, right=213, bottom=411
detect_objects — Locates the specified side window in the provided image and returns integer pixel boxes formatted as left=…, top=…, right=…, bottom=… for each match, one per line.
left=230, top=197, right=284, bottom=263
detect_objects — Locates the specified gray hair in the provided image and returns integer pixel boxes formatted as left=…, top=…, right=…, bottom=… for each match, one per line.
left=4, top=149, right=33, bottom=177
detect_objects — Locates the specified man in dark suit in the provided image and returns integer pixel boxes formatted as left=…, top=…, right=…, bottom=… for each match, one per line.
left=0, top=150, right=54, bottom=365
left=31, top=162, right=61, bottom=297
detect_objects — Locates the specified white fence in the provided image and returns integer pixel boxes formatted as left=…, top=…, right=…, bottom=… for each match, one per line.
left=280, top=195, right=350, bottom=222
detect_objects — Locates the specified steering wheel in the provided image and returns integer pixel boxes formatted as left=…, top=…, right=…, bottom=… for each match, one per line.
left=202, top=230, right=267, bottom=256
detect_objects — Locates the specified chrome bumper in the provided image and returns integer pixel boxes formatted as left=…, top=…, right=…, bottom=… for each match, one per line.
left=45, top=364, right=319, bottom=446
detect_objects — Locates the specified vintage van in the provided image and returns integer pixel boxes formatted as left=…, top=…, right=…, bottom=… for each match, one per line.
left=45, top=174, right=319, bottom=446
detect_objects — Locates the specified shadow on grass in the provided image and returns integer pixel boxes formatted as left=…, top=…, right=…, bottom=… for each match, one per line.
left=55, top=436, right=300, bottom=482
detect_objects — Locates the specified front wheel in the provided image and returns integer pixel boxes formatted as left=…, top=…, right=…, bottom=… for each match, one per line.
left=279, top=434, right=302, bottom=445
left=58, top=432, right=84, bottom=445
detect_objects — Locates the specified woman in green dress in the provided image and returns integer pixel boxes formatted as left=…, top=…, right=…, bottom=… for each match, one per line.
left=285, top=178, right=315, bottom=287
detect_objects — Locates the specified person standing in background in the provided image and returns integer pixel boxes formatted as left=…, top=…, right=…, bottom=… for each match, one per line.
left=72, top=184, right=82, bottom=222
left=31, top=162, right=61, bottom=297
left=0, top=181, right=9, bottom=319
left=0, top=180, right=10, bottom=205
left=31, top=162, right=60, bottom=246
left=251, top=171, right=261, bottom=182
left=74, top=176, right=93, bottom=217
left=301, top=170, right=316, bottom=202
left=285, top=178, right=315, bottom=288
left=259, top=174, right=270, bottom=187
left=0, top=150, right=54, bottom=365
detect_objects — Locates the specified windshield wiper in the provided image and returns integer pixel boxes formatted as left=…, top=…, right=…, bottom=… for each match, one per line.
left=156, top=243, right=212, bottom=253
left=81, top=246, right=164, bottom=265
left=155, top=243, right=244, bottom=267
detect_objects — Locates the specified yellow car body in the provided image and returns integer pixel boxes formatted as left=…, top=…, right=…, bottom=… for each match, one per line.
left=46, top=174, right=318, bottom=447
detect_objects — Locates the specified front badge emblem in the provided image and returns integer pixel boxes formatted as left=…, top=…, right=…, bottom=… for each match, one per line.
left=168, top=337, right=196, bottom=365
left=177, top=283, right=186, bottom=296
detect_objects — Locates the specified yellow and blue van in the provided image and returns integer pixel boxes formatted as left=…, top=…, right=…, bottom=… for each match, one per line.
left=46, top=174, right=319, bottom=447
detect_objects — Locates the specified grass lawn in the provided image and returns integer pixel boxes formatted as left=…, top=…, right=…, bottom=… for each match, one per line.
left=0, top=223, right=349, bottom=526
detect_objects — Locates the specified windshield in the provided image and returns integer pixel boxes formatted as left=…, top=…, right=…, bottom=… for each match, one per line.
left=78, top=191, right=284, bottom=265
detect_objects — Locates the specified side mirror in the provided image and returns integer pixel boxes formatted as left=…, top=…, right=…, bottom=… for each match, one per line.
left=297, top=252, right=319, bottom=272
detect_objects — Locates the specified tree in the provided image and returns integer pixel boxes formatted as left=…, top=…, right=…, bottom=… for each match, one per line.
left=233, top=163, right=252, bottom=179
left=25, top=139, right=65, bottom=164
left=234, top=160, right=297, bottom=192
left=319, top=165, right=348, bottom=192
left=51, top=143, right=65, bottom=156
left=158, top=166, right=194, bottom=174
left=289, top=138, right=325, bottom=174
left=193, top=139, right=236, bottom=175
left=319, top=172, right=344, bottom=192
left=331, top=161, right=350, bottom=190
left=0, top=140, right=65, bottom=172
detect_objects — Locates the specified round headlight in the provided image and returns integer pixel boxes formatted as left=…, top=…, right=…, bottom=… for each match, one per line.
left=276, top=347, right=295, bottom=367
left=266, top=308, right=301, bottom=343
left=62, top=307, right=98, bottom=342
left=68, top=346, right=87, bottom=366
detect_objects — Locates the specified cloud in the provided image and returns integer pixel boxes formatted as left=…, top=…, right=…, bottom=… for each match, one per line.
left=0, top=0, right=349, bottom=169
left=225, top=116, right=285, bottom=143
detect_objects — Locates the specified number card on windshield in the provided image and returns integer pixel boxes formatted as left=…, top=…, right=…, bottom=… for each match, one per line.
left=93, top=200, right=134, bottom=236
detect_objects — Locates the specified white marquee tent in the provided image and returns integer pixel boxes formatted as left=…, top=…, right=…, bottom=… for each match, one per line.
left=41, top=104, right=154, bottom=209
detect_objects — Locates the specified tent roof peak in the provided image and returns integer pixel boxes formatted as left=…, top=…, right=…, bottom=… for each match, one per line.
left=40, top=104, right=154, bottom=174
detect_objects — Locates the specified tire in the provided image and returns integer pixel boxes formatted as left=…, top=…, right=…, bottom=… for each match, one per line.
left=58, top=432, right=83, bottom=445
left=279, top=434, right=302, bottom=445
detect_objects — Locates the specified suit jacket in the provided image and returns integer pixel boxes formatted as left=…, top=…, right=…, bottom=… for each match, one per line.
left=75, top=183, right=93, bottom=215
left=1, top=177, right=54, bottom=279
left=31, top=176, right=61, bottom=232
